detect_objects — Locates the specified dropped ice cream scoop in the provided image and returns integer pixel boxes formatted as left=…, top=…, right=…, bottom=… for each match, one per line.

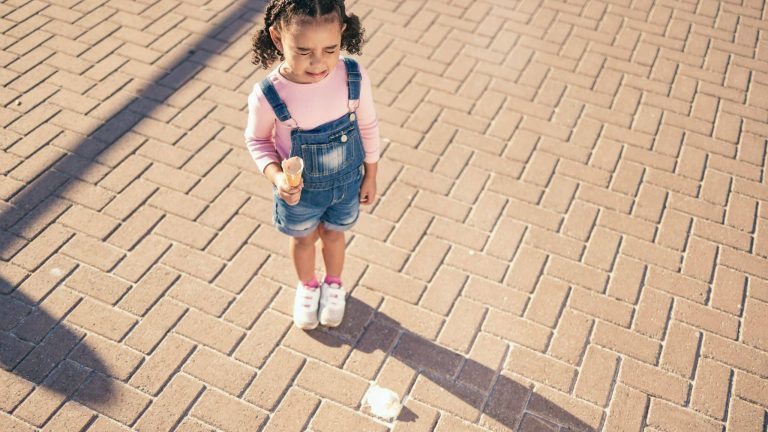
left=362, top=384, right=402, bottom=420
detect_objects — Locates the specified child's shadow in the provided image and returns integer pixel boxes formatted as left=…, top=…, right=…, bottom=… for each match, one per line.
left=304, top=296, right=596, bottom=431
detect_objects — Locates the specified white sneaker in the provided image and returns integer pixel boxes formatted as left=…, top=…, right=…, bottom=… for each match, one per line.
left=319, top=282, right=346, bottom=327
left=293, top=282, right=320, bottom=330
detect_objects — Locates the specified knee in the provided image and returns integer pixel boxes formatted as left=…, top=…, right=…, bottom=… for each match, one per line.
left=319, top=226, right=344, bottom=243
left=293, top=230, right=319, bottom=247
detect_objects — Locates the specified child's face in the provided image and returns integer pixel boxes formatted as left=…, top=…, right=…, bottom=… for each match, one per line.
left=270, top=15, right=345, bottom=84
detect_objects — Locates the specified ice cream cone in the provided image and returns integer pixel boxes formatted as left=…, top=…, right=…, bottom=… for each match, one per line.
left=281, top=156, right=304, bottom=187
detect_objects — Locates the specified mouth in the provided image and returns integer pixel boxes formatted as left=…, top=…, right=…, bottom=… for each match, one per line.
left=306, top=70, right=327, bottom=79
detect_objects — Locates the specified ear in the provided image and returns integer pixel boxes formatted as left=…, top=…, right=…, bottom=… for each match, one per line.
left=268, top=25, right=282, bottom=51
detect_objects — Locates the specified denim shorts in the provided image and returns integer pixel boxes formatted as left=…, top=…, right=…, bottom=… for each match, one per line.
left=273, top=173, right=362, bottom=237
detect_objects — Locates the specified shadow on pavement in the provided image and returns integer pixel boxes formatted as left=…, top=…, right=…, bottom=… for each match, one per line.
left=0, top=288, right=113, bottom=411
left=0, top=0, right=266, bottom=416
left=308, top=296, right=597, bottom=431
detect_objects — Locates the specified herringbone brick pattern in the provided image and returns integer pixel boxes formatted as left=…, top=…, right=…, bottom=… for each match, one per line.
left=1, top=0, right=767, bottom=430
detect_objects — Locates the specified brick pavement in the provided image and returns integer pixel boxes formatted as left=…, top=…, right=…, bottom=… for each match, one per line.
left=1, top=0, right=767, bottom=431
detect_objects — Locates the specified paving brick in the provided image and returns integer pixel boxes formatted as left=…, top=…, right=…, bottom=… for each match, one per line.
left=570, top=287, right=633, bottom=327
left=506, top=246, right=547, bottom=294
left=380, top=297, right=443, bottom=341
left=214, top=245, right=269, bottom=294
left=428, top=217, right=487, bottom=252
left=175, top=309, right=243, bottom=355
left=606, top=256, right=646, bottom=304
left=505, top=199, right=563, bottom=232
left=691, top=358, right=732, bottom=420
left=742, top=298, right=768, bottom=352
left=107, top=207, right=164, bottom=251
left=114, top=235, right=171, bottom=283
left=437, top=298, right=485, bottom=353
left=411, top=374, right=483, bottom=422
left=727, top=397, right=766, bottom=432
left=262, top=388, right=320, bottom=432
left=66, top=298, right=136, bottom=342
left=435, top=414, right=487, bottom=432
left=526, top=385, right=604, bottom=431
left=129, top=328, right=192, bottom=394
left=525, top=276, right=569, bottom=327
left=733, top=370, right=768, bottom=412
left=161, top=244, right=225, bottom=283
left=603, top=384, right=648, bottom=432
left=547, top=255, right=608, bottom=292
left=506, top=346, right=576, bottom=392
left=574, top=345, right=619, bottom=407
left=168, top=276, right=233, bottom=317
left=65, top=265, right=131, bottom=305
left=191, top=389, right=267, bottom=432
left=118, top=266, right=178, bottom=317
left=58, top=204, right=119, bottom=240
left=0, top=369, right=34, bottom=412
left=61, top=233, right=124, bottom=271
left=184, top=347, right=254, bottom=396
left=633, top=288, right=672, bottom=339
left=525, top=227, right=584, bottom=261
left=207, top=215, right=258, bottom=261
left=583, top=227, right=621, bottom=271
left=12, top=224, right=73, bottom=272
left=647, top=399, right=722, bottom=432
left=282, top=325, right=351, bottom=368
left=223, top=276, right=280, bottom=329
left=363, top=264, right=426, bottom=303
left=479, top=372, right=530, bottom=430
left=446, top=246, right=507, bottom=282
left=419, top=267, right=467, bottom=315
left=133, top=374, right=204, bottom=432
left=297, top=360, right=369, bottom=408
left=484, top=309, right=551, bottom=352
left=660, top=322, right=701, bottom=379
left=76, top=373, right=151, bottom=425
left=69, top=334, right=142, bottom=381
left=388, top=207, right=431, bottom=250
left=620, top=358, right=690, bottom=405
left=548, top=309, right=592, bottom=365
left=41, top=401, right=96, bottom=432
left=311, top=401, right=388, bottom=432
left=647, top=265, right=709, bottom=304
left=125, top=299, right=187, bottom=354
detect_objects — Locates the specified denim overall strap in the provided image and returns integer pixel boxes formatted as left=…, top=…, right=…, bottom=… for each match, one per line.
left=259, top=77, right=299, bottom=127
left=343, top=57, right=361, bottom=110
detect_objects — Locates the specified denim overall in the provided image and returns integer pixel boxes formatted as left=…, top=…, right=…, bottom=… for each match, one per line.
left=260, top=58, right=365, bottom=237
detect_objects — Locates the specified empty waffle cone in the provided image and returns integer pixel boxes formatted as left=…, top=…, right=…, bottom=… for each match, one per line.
left=281, top=156, right=304, bottom=187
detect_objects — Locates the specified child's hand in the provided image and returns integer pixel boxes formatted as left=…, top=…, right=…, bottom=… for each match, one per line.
left=276, top=173, right=302, bottom=206
left=359, top=175, right=377, bottom=205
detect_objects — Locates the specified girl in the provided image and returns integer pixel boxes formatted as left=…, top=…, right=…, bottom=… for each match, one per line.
left=245, top=0, right=379, bottom=329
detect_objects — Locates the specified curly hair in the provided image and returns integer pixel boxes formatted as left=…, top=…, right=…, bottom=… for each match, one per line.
left=251, top=0, right=365, bottom=69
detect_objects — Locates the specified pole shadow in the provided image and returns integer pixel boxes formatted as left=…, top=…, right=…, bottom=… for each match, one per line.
left=306, top=296, right=597, bottom=431
left=1, top=0, right=267, bottom=419
left=0, top=286, right=113, bottom=416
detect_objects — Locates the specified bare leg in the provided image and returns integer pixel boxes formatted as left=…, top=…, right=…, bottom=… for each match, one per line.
left=318, top=224, right=346, bottom=278
left=290, top=228, right=319, bottom=283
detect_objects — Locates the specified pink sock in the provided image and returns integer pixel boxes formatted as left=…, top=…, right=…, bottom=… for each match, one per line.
left=324, top=276, right=342, bottom=286
left=303, top=278, right=319, bottom=288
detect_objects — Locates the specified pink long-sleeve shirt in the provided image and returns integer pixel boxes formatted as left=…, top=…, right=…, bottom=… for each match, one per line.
left=245, top=57, right=380, bottom=174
